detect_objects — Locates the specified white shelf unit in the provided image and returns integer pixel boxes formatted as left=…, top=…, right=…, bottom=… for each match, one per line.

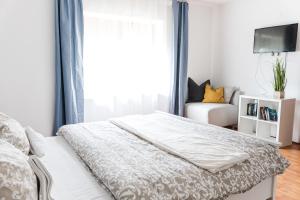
left=238, top=95, right=296, bottom=147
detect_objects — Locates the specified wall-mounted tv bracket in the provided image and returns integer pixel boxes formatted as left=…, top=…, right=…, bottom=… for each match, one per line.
left=271, top=52, right=280, bottom=56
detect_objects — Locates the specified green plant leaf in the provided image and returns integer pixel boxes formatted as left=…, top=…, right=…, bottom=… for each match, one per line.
left=273, top=58, right=287, bottom=92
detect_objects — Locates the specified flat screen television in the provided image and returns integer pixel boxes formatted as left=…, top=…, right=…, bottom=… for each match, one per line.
left=253, top=23, right=298, bottom=53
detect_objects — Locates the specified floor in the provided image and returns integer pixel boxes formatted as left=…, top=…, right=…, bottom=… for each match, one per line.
left=276, top=143, right=300, bottom=200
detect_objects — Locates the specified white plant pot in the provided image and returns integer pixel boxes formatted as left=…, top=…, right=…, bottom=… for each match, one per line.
left=274, top=91, right=285, bottom=99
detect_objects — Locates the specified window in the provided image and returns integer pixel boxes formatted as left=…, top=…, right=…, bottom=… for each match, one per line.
left=83, top=0, right=173, bottom=121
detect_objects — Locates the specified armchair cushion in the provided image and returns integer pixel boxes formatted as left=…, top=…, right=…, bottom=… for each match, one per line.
left=185, top=103, right=238, bottom=127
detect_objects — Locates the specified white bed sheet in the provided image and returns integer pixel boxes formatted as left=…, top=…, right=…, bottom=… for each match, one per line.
left=40, top=136, right=113, bottom=200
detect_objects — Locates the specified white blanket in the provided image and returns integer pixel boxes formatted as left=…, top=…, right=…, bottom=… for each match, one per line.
left=28, top=156, right=53, bottom=200
left=111, top=112, right=250, bottom=173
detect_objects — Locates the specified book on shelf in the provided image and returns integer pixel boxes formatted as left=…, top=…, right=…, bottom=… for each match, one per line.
left=269, top=109, right=278, bottom=121
left=247, top=103, right=257, bottom=116
left=259, top=106, right=277, bottom=121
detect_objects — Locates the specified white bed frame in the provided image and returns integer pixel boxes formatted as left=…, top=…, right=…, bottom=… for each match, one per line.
left=227, top=176, right=276, bottom=200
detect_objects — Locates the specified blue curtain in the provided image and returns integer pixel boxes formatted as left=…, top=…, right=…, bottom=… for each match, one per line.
left=170, top=0, right=189, bottom=116
left=54, top=0, right=84, bottom=134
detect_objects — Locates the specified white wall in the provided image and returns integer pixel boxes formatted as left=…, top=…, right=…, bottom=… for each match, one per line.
left=188, top=2, right=216, bottom=83
left=213, top=0, right=300, bottom=142
left=2, top=0, right=299, bottom=141
left=0, top=0, right=55, bottom=136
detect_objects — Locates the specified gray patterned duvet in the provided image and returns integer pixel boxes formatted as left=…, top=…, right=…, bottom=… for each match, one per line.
left=58, top=113, right=288, bottom=200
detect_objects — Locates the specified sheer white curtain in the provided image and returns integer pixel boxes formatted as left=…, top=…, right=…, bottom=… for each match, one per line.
left=83, top=0, right=173, bottom=121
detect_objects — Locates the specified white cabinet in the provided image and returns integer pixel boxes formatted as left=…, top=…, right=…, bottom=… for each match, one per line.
left=238, top=95, right=295, bottom=147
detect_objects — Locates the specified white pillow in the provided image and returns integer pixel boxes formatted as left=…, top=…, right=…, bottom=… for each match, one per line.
left=0, top=140, right=38, bottom=200
left=25, top=126, right=47, bottom=157
left=0, top=112, right=30, bottom=154
left=224, top=87, right=236, bottom=103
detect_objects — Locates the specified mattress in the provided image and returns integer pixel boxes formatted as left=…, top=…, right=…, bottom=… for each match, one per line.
left=40, top=136, right=113, bottom=200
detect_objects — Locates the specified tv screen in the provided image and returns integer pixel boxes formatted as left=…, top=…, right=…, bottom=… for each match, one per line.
left=253, top=23, right=298, bottom=53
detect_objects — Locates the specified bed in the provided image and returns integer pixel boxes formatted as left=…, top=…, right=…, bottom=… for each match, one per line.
left=40, top=136, right=277, bottom=200
left=37, top=112, right=288, bottom=200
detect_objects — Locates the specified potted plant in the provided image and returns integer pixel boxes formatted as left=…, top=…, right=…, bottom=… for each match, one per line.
left=273, top=58, right=287, bottom=99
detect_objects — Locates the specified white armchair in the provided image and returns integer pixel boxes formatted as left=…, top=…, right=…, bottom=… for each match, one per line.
left=185, top=103, right=238, bottom=127
left=185, top=90, right=240, bottom=127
